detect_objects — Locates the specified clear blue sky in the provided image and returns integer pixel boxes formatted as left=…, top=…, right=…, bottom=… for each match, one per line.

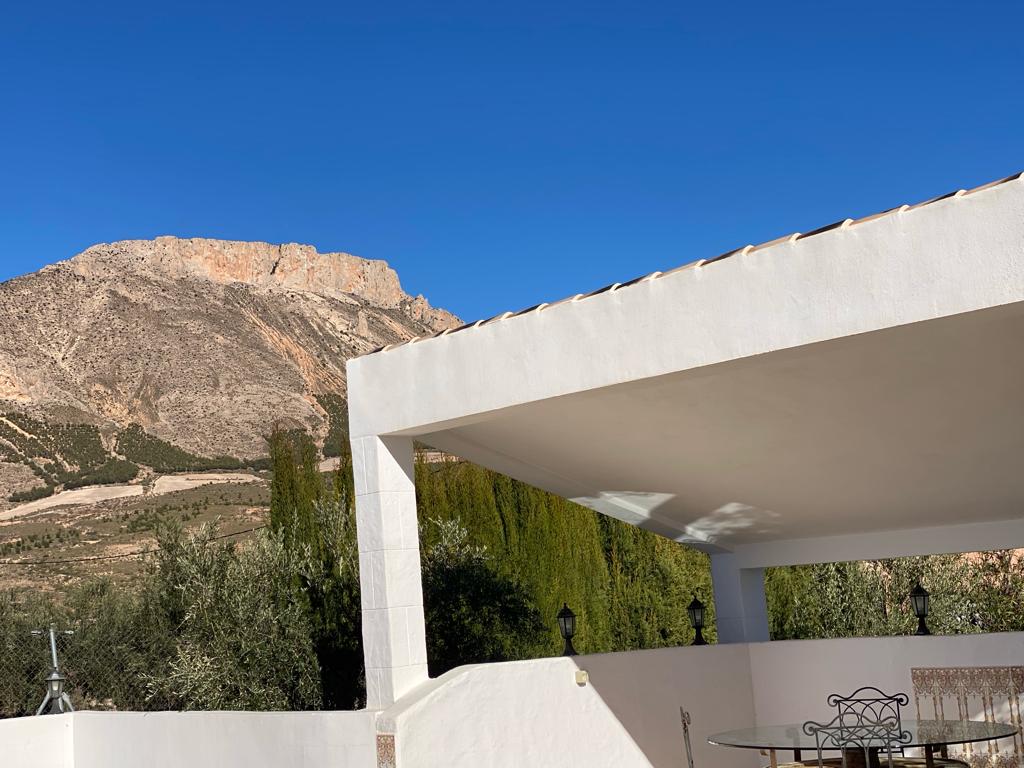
left=1, top=1, right=1021, bottom=321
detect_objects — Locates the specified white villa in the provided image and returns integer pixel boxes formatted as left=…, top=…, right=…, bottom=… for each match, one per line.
left=6, top=170, right=1024, bottom=768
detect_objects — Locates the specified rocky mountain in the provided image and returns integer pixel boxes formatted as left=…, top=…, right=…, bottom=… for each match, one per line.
left=0, top=237, right=458, bottom=505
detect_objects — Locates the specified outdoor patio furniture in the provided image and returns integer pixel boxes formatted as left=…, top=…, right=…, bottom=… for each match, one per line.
left=707, top=720, right=1015, bottom=768
left=681, top=708, right=695, bottom=768
left=831, top=688, right=910, bottom=732
left=802, top=713, right=910, bottom=768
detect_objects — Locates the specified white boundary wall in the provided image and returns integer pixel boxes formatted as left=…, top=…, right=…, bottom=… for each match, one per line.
left=380, top=632, right=1024, bottom=768
left=748, top=632, right=1024, bottom=724
left=2, top=633, right=1023, bottom=768
left=0, top=710, right=376, bottom=768
left=378, top=650, right=760, bottom=768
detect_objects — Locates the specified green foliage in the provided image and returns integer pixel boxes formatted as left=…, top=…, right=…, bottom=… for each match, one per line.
left=144, top=524, right=323, bottom=711
left=115, top=424, right=254, bottom=473
left=602, top=519, right=716, bottom=648
left=422, top=517, right=546, bottom=676
left=267, top=427, right=364, bottom=708
left=765, top=553, right=1024, bottom=640
left=63, top=458, right=139, bottom=489
left=0, top=527, right=80, bottom=556
left=314, top=393, right=349, bottom=458
left=268, top=429, right=326, bottom=548
left=125, top=509, right=169, bottom=533
left=414, top=457, right=713, bottom=655
left=7, top=484, right=55, bottom=503
left=0, top=521, right=328, bottom=716
left=15, top=416, right=1024, bottom=719
left=0, top=414, right=134, bottom=493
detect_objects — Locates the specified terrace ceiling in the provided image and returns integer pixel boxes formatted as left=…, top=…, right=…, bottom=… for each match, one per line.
left=347, top=172, right=1024, bottom=561
left=421, top=300, right=1024, bottom=551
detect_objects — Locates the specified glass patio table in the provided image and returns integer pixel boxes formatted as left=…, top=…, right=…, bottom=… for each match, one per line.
left=708, top=720, right=1018, bottom=768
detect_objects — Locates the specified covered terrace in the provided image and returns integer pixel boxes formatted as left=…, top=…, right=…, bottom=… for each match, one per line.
left=346, top=171, right=1024, bottom=767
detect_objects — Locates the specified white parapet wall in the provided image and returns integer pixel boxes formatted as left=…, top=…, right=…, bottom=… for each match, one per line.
left=0, top=710, right=377, bottom=768
left=3, top=632, right=1024, bottom=768
left=378, top=649, right=761, bottom=768
left=748, top=631, right=1024, bottom=724
left=378, top=632, right=1024, bottom=768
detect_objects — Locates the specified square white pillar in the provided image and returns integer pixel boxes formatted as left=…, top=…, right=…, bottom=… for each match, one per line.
left=352, top=435, right=429, bottom=709
left=710, top=553, right=770, bottom=644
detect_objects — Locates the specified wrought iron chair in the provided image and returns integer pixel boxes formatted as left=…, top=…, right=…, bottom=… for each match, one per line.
left=829, top=687, right=910, bottom=733
left=681, top=708, right=696, bottom=768
left=802, top=714, right=912, bottom=768
left=771, top=688, right=911, bottom=768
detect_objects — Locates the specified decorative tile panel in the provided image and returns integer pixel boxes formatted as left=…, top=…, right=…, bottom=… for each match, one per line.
left=912, top=667, right=1024, bottom=768
left=377, top=733, right=396, bottom=768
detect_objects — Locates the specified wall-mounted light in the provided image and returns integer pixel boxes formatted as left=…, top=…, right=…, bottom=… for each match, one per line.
left=688, top=595, right=707, bottom=646
left=557, top=603, right=578, bottom=656
left=910, top=581, right=931, bottom=636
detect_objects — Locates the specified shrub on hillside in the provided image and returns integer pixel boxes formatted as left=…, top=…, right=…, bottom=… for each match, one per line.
left=7, top=484, right=55, bottom=503
left=63, top=459, right=139, bottom=489
left=115, top=424, right=249, bottom=473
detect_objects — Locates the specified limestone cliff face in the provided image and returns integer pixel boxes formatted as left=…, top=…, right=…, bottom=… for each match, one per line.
left=65, top=237, right=453, bottom=324
left=0, top=237, right=459, bottom=471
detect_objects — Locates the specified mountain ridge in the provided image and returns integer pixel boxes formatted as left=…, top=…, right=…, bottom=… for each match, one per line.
left=0, top=237, right=458, bottom=506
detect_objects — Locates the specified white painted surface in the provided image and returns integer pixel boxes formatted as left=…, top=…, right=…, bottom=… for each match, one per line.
left=348, top=177, right=1024, bottom=443
left=346, top=174, right=1024, bottom=653
left=733, top=518, right=1024, bottom=569
left=0, top=711, right=376, bottom=768
left=380, top=656, right=711, bottom=768
left=3, top=635, right=1023, bottom=768
left=747, top=632, right=1024, bottom=725
left=580, top=645, right=761, bottom=768
left=352, top=435, right=429, bottom=709
left=380, top=633, right=1024, bottom=767
left=343, top=178, right=1024, bottom=553
left=711, top=555, right=769, bottom=643
left=0, top=714, right=71, bottom=768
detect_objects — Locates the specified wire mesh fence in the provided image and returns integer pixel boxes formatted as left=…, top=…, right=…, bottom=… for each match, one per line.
left=0, top=611, right=177, bottom=717
left=0, top=518, right=352, bottom=716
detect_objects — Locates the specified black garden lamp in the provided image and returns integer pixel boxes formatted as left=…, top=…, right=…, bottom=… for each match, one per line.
left=910, top=581, right=931, bottom=636
left=687, top=595, right=707, bottom=646
left=46, top=668, right=66, bottom=701
left=556, top=603, right=578, bottom=656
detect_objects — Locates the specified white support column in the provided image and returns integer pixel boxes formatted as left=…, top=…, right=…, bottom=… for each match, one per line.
left=710, top=553, right=770, bottom=644
left=352, top=434, right=429, bottom=710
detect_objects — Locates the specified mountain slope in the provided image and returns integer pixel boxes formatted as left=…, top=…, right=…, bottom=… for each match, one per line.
left=0, top=237, right=457, bottom=503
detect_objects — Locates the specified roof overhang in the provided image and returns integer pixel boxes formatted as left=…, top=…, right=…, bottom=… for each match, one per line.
left=347, top=174, right=1024, bottom=563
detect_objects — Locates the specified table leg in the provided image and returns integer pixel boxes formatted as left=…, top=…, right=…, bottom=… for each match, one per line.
left=770, top=749, right=779, bottom=768
left=925, top=745, right=934, bottom=768
left=795, top=749, right=803, bottom=762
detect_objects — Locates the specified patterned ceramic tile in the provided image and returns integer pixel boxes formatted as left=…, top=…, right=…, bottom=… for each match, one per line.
left=912, top=667, right=1024, bottom=768
left=377, top=733, right=396, bottom=768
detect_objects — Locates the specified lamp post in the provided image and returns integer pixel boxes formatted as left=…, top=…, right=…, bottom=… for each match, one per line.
left=688, top=595, right=707, bottom=646
left=910, top=581, right=931, bottom=636
left=556, top=603, right=578, bottom=656
left=31, top=625, right=74, bottom=715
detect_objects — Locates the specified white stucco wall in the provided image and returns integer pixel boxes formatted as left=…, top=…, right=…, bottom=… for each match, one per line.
left=748, top=631, right=1024, bottom=725
left=0, top=713, right=71, bottom=768
left=348, top=176, right=1024, bottom=441
left=381, top=657, right=660, bottom=768
left=0, top=710, right=376, bottom=768
left=379, top=650, right=760, bottom=768
left=580, top=644, right=761, bottom=768
left=379, top=633, right=1024, bottom=768
left=3, top=634, right=1022, bottom=768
